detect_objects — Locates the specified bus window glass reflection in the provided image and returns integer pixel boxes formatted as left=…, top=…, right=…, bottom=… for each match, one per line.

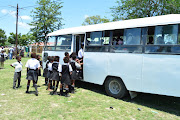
left=124, top=28, right=141, bottom=45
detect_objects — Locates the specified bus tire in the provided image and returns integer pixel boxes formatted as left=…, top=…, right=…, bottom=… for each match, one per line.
left=105, top=77, right=128, bottom=99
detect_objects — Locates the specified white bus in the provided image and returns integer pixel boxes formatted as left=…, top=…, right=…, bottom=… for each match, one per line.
left=43, top=14, right=180, bottom=98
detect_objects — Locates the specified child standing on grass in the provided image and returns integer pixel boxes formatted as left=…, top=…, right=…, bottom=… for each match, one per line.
left=51, top=56, right=60, bottom=95
left=36, top=55, right=42, bottom=86
left=10, top=56, right=23, bottom=89
left=0, top=50, right=5, bottom=68
left=25, top=53, right=40, bottom=96
left=47, top=57, right=54, bottom=91
left=59, top=57, right=72, bottom=97
left=43, top=56, right=50, bottom=85
left=69, top=55, right=81, bottom=93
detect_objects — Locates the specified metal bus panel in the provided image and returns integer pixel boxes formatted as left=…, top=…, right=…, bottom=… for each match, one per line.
left=83, top=52, right=143, bottom=92
left=83, top=52, right=109, bottom=85
left=107, top=53, right=143, bottom=92
left=142, top=54, right=180, bottom=97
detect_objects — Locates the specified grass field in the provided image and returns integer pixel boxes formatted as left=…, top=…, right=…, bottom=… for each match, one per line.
left=0, top=57, right=180, bottom=120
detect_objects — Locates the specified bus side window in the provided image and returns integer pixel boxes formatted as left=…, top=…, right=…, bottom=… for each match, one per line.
left=112, top=29, right=124, bottom=45
left=178, top=24, right=180, bottom=44
left=124, top=28, right=141, bottom=45
left=85, top=31, right=111, bottom=52
left=145, top=24, right=180, bottom=54
left=147, top=26, right=155, bottom=45
left=111, top=28, right=142, bottom=53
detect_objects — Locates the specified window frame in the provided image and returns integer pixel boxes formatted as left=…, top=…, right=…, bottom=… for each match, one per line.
left=144, top=24, right=180, bottom=55
left=85, top=31, right=113, bottom=52
left=44, top=35, right=72, bottom=51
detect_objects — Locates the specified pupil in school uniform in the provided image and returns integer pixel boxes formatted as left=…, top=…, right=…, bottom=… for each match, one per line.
left=10, top=56, right=23, bottom=89
left=25, top=53, right=40, bottom=96
left=47, top=57, right=54, bottom=91
left=51, top=56, right=60, bottom=95
left=59, top=56, right=72, bottom=97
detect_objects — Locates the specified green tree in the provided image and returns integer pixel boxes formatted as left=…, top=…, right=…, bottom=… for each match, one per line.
left=0, top=29, right=7, bottom=46
left=82, top=15, right=110, bottom=26
left=111, top=0, right=180, bottom=21
left=8, top=32, right=21, bottom=45
left=8, top=32, right=35, bottom=46
left=30, top=0, right=63, bottom=43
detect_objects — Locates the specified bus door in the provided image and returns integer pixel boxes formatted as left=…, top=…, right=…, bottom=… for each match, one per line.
left=75, top=35, right=85, bottom=54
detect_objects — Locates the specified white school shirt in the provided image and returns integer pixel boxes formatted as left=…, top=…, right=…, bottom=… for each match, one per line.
left=25, top=58, right=40, bottom=70
left=12, top=61, right=23, bottom=72
left=78, top=48, right=84, bottom=58
left=58, top=63, right=72, bottom=72
left=48, top=62, right=53, bottom=71
left=71, top=60, right=81, bottom=69
left=9, top=48, right=13, bottom=53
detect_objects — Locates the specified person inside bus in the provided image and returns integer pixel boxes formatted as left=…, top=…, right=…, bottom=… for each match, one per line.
left=116, top=36, right=123, bottom=45
left=156, top=36, right=165, bottom=45
left=78, top=44, right=84, bottom=60
left=147, top=36, right=154, bottom=44
left=78, top=44, right=84, bottom=79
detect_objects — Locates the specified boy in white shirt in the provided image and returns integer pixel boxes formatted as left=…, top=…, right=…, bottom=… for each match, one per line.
left=10, top=56, right=23, bottom=89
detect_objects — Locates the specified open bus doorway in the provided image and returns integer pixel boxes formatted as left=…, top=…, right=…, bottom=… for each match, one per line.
left=75, top=34, right=85, bottom=55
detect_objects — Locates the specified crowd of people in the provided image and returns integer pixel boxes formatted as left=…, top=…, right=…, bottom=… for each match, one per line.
left=0, top=46, right=30, bottom=68
left=10, top=50, right=83, bottom=97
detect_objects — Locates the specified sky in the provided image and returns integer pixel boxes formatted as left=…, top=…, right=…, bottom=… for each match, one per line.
left=0, top=0, right=117, bottom=36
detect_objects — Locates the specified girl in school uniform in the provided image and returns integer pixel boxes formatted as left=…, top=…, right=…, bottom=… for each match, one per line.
left=64, top=52, right=69, bottom=58
left=10, top=56, right=23, bottom=89
left=43, top=56, right=50, bottom=85
left=51, top=56, right=60, bottom=95
left=25, top=53, right=40, bottom=96
left=69, top=54, right=81, bottom=93
left=47, top=57, right=54, bottom=91
left=59, top=57, right=72, bottom=97
left=36, top=55, right=42, bottom=86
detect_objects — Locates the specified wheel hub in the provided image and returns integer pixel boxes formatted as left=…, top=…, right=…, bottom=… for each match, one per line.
left=109, top=80, right=121, bottom=94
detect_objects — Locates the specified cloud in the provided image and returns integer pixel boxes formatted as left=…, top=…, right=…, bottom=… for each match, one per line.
left=1, top=9, right=31, bottom=20
left=14, top=22, right=33, bottom=30
left=1, top=9, right=8, bottom=14
left=1, top=9, right=16, bottom=17
left=84, top=15, right=89, bottom=19
left=20, top=15, right=31, bottom=20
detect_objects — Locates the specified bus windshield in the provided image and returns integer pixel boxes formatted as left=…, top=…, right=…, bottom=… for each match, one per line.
left=45, top=35, right=72, bottom=51
left=56, top=35, right=72, bottom=51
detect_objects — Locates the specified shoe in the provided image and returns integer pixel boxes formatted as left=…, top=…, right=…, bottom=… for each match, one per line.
left=35, top=91, right=38, bottom=96
left=13, top=87, right=16, bottom=89
left=53, top=91, right=58, bottom=95
left=25, top=91, right=29, bottom=93
left=59, top=90, right=64, bottom=96
left=71, top=90, right=75, bottom=94
left=65, top=93, right=71, bottom=97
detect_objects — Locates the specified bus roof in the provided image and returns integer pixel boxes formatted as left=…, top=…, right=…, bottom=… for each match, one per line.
left=47, top=14, right=180, bottom=36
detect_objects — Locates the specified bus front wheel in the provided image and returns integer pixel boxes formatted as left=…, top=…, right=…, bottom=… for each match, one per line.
left=105, top=77, right=128, bottom=98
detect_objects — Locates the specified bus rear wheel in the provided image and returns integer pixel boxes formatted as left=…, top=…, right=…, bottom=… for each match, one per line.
left=105, top=77, right=128, bottom=99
